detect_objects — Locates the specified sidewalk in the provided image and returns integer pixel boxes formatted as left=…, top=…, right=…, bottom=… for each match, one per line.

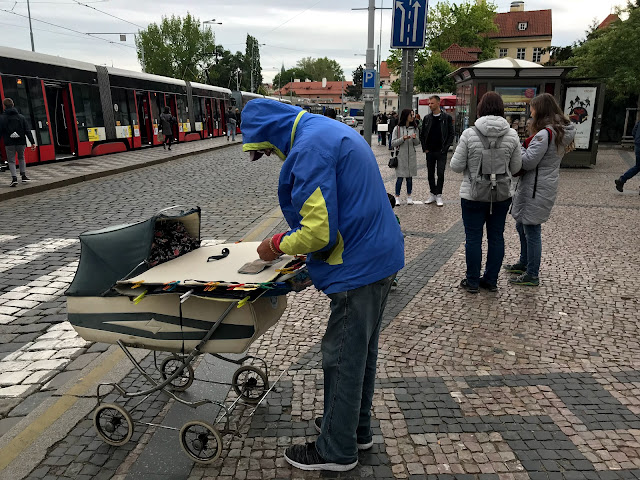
left=0, top=136, right=241, bottom=202
left=0, top=140, right=639, bottom=480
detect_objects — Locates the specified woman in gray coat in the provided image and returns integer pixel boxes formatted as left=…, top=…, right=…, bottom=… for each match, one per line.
left=505, top=93, right=576, bottom=286
left=391, top=109, right=421, bottom=205
left=450, top=92, right=522, bottom=293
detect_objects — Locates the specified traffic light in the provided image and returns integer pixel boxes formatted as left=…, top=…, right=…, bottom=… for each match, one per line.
left=380, top=81, right=384, bottom=89
left=344, top=107, right=348, bottom=113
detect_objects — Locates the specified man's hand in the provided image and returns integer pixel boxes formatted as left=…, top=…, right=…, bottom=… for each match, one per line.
left=423, top=149, right=429, bottom=154
left=257, top=238, right=281, bottom=262
left=30, top=146, right=36, bottom=152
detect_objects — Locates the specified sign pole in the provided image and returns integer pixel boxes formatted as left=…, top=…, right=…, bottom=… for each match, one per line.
left=399, top=48, right=415, bottom=112
left=362, top=0, right=376, bottom=146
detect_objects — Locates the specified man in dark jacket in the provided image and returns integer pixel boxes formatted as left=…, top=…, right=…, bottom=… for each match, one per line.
left=387, top=111, right=398, bottom=150
left=615, top=120, right=640, bottom=193
left=226, top=107, right=237, bottom=141
left=419, top=95, right=455, bottom=206
left=1, top=98, right=36, bottom=187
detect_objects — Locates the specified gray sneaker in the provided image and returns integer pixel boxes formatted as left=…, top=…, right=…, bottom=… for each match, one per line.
left=510, top=273, right=540, bottom=286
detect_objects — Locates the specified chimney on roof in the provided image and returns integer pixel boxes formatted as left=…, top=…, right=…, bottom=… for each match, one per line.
left=510, top=1, right=524, bottom=11
left=322, top=78, right=327, bottom=88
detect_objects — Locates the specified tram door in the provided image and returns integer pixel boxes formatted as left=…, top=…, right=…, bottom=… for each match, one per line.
left=205, top=99, right=213, bottom=137
left=44, top=84, right=76, bottom=158
left=136, top=92, right=151, bottom=145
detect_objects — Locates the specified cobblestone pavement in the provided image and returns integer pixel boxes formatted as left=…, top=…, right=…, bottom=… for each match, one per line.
left=1, top=139, right=639, bottom=480
left=0, top=135, right=240, bottom=202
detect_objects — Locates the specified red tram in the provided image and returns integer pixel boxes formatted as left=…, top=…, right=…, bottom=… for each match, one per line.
left=0, top=46, right=231, bottom=165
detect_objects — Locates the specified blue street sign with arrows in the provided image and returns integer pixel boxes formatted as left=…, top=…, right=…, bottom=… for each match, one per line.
left=391, top=0, right=428, bottom=49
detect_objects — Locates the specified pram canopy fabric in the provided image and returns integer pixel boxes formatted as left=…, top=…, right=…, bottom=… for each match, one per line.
left=66, top=207, right=201, bottom=297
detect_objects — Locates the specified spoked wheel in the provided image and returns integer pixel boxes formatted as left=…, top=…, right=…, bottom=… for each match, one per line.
left=232, top=365, right=269, bottom=404
left=160, top=356, right=195, bottom=392
left=93, top=403, right=134, bottom=446
left=179, top=421, right=223, bottom=464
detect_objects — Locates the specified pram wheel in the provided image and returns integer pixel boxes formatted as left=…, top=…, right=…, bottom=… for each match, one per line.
left=160, top=356, right=195, bottom=392
left=232, top=365, right=269, bottom=404
left=179, top=420, right=222, bottom=464
left=93, top=403, right=134, bottom=446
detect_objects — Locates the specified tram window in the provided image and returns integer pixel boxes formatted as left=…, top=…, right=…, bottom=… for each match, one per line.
left=112, top=88, right=132, bottom=126
left=28, top=80, right=51, bottom=145
left=72, top=84, right=104, bottom=142
left=2, top=77, right=32, bottom=129
left=193, top=97, right=203, bottom=122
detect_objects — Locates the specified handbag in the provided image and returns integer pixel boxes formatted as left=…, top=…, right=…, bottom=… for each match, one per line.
left=388, top=149, right=398, bottom=168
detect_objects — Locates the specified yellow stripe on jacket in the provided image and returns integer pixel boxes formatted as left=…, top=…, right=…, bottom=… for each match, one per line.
left=279, top=186, right=331, bottom=255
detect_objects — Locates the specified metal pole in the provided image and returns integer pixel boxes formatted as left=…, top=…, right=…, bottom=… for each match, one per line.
left=399, top=49, right=415, bottom=112
left=27, top=0, right=35, bottom=52
left=374, top=44, right=380, bottom=114
left=341, top=78, right=344, bottom=114
left=363, top=0, right=375, bottom=146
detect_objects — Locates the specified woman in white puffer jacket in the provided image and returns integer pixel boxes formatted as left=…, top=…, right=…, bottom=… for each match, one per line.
left=450, top=92, right=522, bottom=294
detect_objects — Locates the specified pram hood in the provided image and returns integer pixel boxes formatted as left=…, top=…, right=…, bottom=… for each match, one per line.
left=66, top=207, right=201, bottom=297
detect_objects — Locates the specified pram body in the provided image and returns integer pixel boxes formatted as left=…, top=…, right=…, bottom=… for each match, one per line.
left=65, top=206, right=307, bottom=463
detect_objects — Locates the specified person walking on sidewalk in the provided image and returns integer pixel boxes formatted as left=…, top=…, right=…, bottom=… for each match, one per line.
left=505, top=93, right=576, bottom=287
left=450, top=92, right=522, bottom=294
left=0, top=98, right=36, bottom=187
left=226, top=107, right=237, bottom=141
left=615, top=119, right=640, bottom=194
left=420, top=95, right=455, bottom=207
left=387, top=111, right=398, bottom=150
left=159, top=107, right=177, bottom=151
left=242, top=99, right=404, bottom=473
left=391, top=109, right=421, bottom=205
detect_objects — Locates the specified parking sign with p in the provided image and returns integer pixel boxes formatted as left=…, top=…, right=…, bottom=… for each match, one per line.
left=363, top=69, right=376, bottom=89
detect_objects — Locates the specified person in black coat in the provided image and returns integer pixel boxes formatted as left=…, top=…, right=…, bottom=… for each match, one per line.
left=0, top=98, right=36, bottom=187
left=387, top=112, right=398, bottom=150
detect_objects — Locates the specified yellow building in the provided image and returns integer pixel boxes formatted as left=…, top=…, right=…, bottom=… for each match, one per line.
left=488, top=1, right=552, bottom=65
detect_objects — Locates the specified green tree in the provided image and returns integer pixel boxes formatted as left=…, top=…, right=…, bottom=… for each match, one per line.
left=135, top=13, right=215, bottom=81
left=386, top=51, right=455, bottom=94
left=244, top=35, right=263, bottom=92
left=273, top=68, right=312, bottom=90
left=203, top=46, right=245, bottom=90
left=562, top=1, right=640, bottom=112
left=346, top=65, right=363, bottom=100
left=296, top=57, right=345, bottom=81
left=427, top=0, right=498, bottom=60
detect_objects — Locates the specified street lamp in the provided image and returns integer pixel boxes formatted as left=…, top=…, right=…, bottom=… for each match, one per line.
left=202, top=19, right=222, bottom=63
left=250, top=42, right=266, bottom=93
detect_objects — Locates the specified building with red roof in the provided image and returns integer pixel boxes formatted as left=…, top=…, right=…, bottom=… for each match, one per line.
left=441, top=44, right=481, bottom=68
left=276, top=80, right=352, bottom=106
left=488, top=1, right=552, bottom=64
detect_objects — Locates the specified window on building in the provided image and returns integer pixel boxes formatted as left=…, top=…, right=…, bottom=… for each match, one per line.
left=499, top=48, right=508, bottom=58
left=532, top=47, right=543, bottom=63
left=518, top=22, right=528, bottom=30
left=516, top=48, right=526, bottom=60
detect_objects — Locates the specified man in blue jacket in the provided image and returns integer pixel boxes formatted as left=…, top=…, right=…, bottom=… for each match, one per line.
left=242, top=99, right=404, bottom=472
left=616, top=120, right=640, bottom=193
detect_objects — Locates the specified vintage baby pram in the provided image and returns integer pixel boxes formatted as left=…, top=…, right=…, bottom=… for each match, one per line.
left=66, top=206, right=308, bottom=464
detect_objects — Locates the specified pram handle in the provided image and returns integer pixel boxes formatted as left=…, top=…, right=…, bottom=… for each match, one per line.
left=156, top=205, right=197, bottom=216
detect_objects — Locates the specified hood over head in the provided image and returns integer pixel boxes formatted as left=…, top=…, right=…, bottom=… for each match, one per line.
left=241, top=98, right=306, bottom=161
left=3, top=107, right=19, bottom=115
left=558, top=122, right=577, bottom=147
left=474, top=115, right=511, bottom=137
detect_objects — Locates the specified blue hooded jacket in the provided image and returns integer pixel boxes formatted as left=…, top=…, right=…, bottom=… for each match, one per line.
left=242, top=99, right=404, bottom=294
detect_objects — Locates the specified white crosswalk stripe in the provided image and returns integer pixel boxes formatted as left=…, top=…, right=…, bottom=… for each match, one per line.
left=0, top=238, right=78, bottom=274
left=0, top=235, right=19, bottom=244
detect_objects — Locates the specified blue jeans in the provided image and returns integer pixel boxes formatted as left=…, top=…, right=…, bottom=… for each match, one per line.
left=395, top=177, right=413, bottom=196
left=516, top=222, right=542, bottom=277
left=316, top=275, right=395, bottom=464
left=461, top=198, right=511, bottom=287
left=621, top=148, right=640, bottom=182
left=226, top=121, right=236, bottom=140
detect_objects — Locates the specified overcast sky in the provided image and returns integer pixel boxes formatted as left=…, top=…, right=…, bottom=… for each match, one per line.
left=0, top=0, right=625, bottom=85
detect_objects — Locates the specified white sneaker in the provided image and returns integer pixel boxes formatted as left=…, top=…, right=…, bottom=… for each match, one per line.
left=426, top=194, right=436, bottom=204
left=407, top=197, right=414, bottom=205
left=436, top=195, right=444, bottom=207
left=394, top=195, right=401, bottom=206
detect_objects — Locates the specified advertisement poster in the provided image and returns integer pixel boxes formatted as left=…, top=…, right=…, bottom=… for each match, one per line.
left=87, top=128, right=100, bottom=142
left=564, top=86, right=597, bottom=150
left=495, top=87, right=537, bottom=140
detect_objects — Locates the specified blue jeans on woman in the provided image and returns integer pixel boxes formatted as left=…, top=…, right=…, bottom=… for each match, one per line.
left=315, top=275, right=395, bottom=464
left=516, top=222, right=542, bottom=277
left=395, top=177, right=412, bottom=196
left=461, top=198, right=511, bottom=288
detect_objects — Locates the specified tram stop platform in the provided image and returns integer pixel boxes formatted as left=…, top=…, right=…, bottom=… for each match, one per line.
left=0, top=136, right=241, bottom=203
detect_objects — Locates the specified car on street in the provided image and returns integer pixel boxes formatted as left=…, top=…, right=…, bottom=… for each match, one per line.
left=336, top=114, right=345, bottom=123
left=344, top=116, right=358, bottom=128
